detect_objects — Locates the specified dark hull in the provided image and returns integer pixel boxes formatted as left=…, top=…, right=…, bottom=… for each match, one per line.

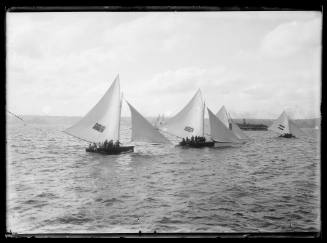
left=86, top=146, right=134, bottom=154
left=279, top=134, right=295, bottom=138
left=236, top=123, right=268, bottom=131
left=177, top=141, right=215, bottom=148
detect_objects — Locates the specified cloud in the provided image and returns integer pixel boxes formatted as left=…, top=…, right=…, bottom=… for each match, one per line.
left=261, top=17, right=321, bottom=58
left=6, top=12, right=321, bottom=119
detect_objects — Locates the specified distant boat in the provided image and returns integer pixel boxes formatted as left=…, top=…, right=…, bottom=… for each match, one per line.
left=269, top=111, right=306, bottom=138
left=161, top=89, right=214, bottom=148
left=236, top=119, right=268, bottom=131
left=216, top=106, right=250, bottom=141
left=64, top=75, right=134, bottom=154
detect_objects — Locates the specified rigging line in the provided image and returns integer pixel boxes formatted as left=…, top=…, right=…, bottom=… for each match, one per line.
left=7, top=110, right=24, bottom=121
left=62, top=130, right=94, bottom=143
left=157, top=128, right=183, bottom=140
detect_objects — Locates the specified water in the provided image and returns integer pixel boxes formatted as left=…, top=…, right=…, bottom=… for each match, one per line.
left=6, top=117, right=320, bottom=233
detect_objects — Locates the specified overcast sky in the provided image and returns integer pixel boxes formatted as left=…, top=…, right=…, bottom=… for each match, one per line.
left=6, top=11, right=321, bottom=119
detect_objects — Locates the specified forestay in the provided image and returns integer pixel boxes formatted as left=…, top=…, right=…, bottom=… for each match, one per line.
left=127, top=101, right=171, bottom=144
left=64, top=75, right=121, bottom=143
left=162, top=89, right=205, bottom=138
left=216, top=106, right=250, bottom=140
left=207, top=108, right=241, bottom=143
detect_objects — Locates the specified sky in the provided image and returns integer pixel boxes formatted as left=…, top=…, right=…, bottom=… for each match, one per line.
left=6, top=11, right=321, bottom=119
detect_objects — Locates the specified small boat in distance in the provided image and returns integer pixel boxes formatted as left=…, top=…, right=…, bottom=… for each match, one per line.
left=236, top=119, right=268, bottom=131
left=64, top=75, right=134, bottom=154
left=269, top=111, right=306, bottom=138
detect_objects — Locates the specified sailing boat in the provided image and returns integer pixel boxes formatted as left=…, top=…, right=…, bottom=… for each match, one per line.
left=207, top=107, right=242, bottom=148
left=161, top=89, right=214, bottom=148
left=64, top=75, right=134, bottom=154
left=216, top=106, right=250, bottom=141
left=269, top=111, right=306, bottom=138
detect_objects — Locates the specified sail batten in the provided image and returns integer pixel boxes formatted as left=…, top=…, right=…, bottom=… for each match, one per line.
left=162, top=90, right=204, bottom=138
left=127, top=101, right=171, bottom=144
left=64, top=75, right=121, bottom=143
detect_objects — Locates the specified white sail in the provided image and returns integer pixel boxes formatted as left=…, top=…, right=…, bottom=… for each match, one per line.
left=269, top=111, right=290, bottom=135
left=216, top=106, right=230, bottom=128
left=216, top=106, right=250, bottom=140
left=126, top=101, right=171, bottom=144
left=162, top=89, right=204, bottom=138
left=64, top=75, right=121, bottom=143
left=231, top=122, right=250, bottom=140
left=207, top=108, right=241, bottom=143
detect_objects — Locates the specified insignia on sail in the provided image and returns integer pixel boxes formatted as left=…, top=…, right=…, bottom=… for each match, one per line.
left=93, top=122, right=106, bottom=133
left=278, top=124, right=285, bottom=130
left=184, top=126, right=194, bottom=132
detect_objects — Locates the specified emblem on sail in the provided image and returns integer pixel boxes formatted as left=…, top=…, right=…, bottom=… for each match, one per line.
left=278, top=124, right=285, bottom=130
left=92, top=122, right=106, bottom=133
left=184, top=126, right=194, bottom=132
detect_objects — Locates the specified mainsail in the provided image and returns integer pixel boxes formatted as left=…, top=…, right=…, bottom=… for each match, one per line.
left=207, top=108, right=241, bottom=143
left=216, top=106, right=250, bottom=140
left=64, top=75, right=121, bottom=143
left=162, top=89, right=204, bottom=138
left=126, top=101, right=171, bottom=144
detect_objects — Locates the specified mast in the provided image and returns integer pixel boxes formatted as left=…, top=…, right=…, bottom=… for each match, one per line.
left=202, top=101, right=205, bottom=137
left=118, top=92, right=123, bottom=141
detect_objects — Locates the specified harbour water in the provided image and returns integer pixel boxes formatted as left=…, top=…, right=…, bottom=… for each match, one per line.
left=6, top=117, right=320, bottom=233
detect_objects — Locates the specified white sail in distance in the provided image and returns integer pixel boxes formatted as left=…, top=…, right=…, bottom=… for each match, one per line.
left=64, top=75, right=121, bottom=143
left=207, top=108, right=241, bottom=143
left=126, top=101, right=171, bottom=144
left=269, top=111, right=306, bottom=137
left=162, top=89, right=204, bottom=138
left=216, top=106, right=250, bottom=140
left=269, top=111, right=290, bottom=135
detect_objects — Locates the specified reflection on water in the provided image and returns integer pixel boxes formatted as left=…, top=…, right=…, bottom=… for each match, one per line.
left=6, top=118, right=320, bottom=233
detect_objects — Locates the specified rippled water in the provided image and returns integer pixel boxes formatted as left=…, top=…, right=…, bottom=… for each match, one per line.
left=6, top=117, right=320, bottom=233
